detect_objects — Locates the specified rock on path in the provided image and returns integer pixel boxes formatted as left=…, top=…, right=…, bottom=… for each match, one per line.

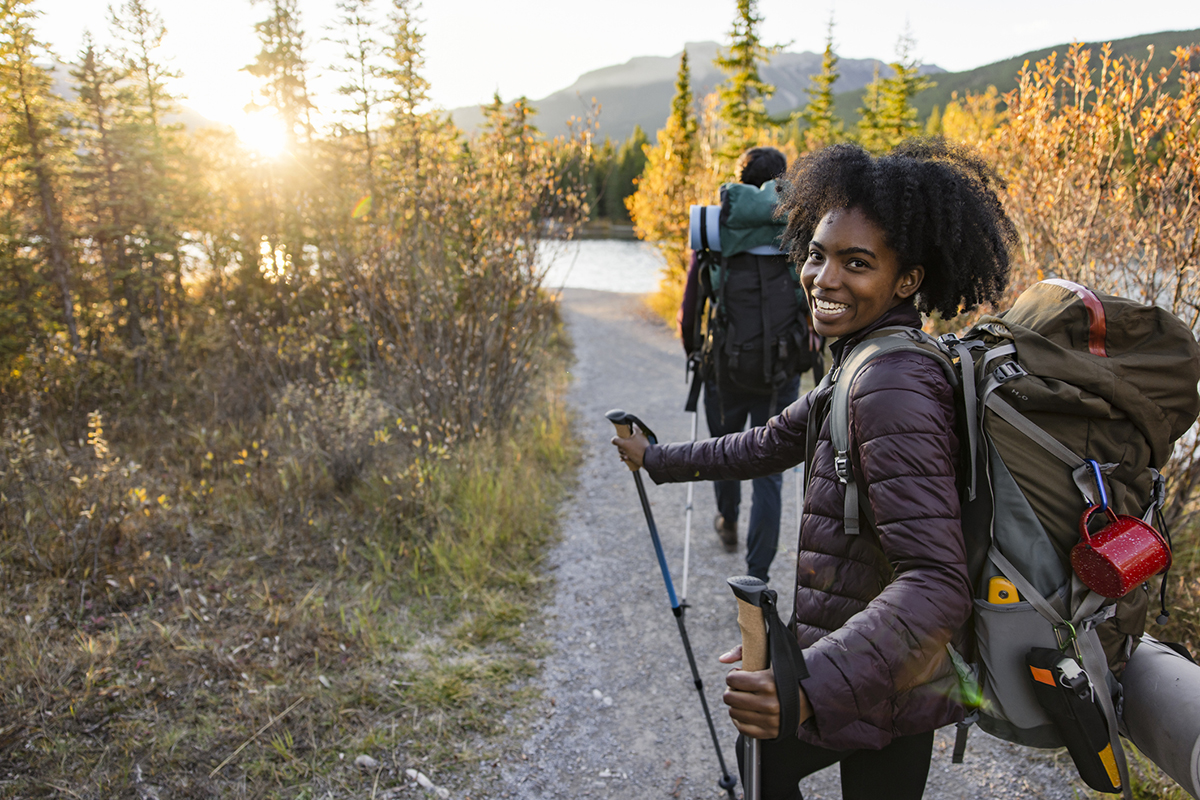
left=458, top=289, right=1083, bottom=799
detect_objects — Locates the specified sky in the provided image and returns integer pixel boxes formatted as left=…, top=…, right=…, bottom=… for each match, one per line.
left=37, top=0, right=1200, bottom=142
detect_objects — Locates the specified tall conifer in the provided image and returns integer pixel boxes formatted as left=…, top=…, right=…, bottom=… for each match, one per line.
left=329, top=0, right=382, bottom=194
left=857, top=32, right=935, bottom=153
left=0, top=0, right=79, bottom=349
left=715, top=0, right=778, bottom=160
left=110, top=0, right=189, bottom=353
left=627, top=50, right=706, bottom=284
left=798, top=18, right=842, bottom=152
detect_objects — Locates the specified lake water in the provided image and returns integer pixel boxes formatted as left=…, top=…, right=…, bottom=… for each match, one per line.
left=539, top=239, right=666, bottom=294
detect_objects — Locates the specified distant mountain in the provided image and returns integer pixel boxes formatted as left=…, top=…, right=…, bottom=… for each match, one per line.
left=827, top=28, right=1200, bottom=129
left=449, top=41, right=943, bottom=142
left=47, top=61, right=223, bottom=133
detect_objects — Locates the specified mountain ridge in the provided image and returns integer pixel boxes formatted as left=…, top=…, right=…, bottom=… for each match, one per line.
left=450, top=41, right=942, bottom=141
left=452, top=28, right=1200, bottom=143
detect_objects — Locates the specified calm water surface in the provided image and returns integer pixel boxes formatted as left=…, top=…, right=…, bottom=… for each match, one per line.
left=540, top=239, right=665, bottom=294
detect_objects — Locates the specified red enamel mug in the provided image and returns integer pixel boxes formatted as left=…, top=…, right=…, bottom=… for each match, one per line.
left=1070, top=504, right=1172, bottom=598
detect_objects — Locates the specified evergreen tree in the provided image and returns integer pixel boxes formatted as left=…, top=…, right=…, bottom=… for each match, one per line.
left=588, top=137, right=615, bottom=218
left=0, top=0, right=79, bottom=349
left=856, top=32, right=935, bottom=153
left=715, top=0, right=779, bottom=160
left=627, top=51, right=708, bottom=283
left=110, top=0, right=190, bottom=353
left=610, top=125, right=647, bottom=222
left=71, top=36, right=141, bottom=355
left=379, top=0, right=430, bottom=220
left=329, top=0, right=382, bottom=194
left=856, top=64, right=885, bottom=152
left=797, top=18, right=842, bottom=152
left=245, top=0, right=315, bottom=147
left=244, top=0, right=318, bottom=290
left=925, top=105, right=942, bottom=136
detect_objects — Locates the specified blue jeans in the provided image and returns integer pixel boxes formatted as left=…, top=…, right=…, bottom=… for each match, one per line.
left=704, top=377, right=800, bottom=583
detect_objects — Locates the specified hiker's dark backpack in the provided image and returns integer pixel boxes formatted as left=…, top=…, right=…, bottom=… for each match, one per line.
left=823, top=280, right=1200, bottom=798
left=688, top=180, right=823, bottom=398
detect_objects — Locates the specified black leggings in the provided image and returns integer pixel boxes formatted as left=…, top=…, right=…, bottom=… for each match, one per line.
left=736, top=730, right=936, bottom=800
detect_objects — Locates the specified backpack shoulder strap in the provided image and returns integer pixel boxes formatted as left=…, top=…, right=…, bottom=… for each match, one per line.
left=828, top=328, right=955, bottom=535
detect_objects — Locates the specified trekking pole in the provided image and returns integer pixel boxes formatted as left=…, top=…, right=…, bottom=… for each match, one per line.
left=728, top=576, right=770, bottom=800
left=682, top=409, right=697, bottom=603
left=606, top=408, right=738, bottom=799
left=681, top=357, right=705, bottom=605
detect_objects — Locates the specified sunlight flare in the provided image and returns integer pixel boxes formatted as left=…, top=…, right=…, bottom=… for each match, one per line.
left=235, top=109, right=287, bottom=158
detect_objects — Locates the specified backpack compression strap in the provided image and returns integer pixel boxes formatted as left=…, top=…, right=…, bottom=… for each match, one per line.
left=827, top=329, right=956, bottom=535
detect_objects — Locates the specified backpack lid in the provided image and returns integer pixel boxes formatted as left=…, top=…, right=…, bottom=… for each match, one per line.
left=991, top=281, right=1200, bottom=467
left=719, top=179, right=786, bottom=258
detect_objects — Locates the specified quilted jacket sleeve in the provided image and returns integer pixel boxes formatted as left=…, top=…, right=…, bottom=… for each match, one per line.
left=799, top=352, right=971, bottom=740
left=643, top=390, right=813, bottom=484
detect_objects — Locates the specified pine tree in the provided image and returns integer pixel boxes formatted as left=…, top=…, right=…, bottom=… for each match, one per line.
left=71, top=36, right=142, bottom=355
left=611, top=125, right=648, bottom=222
left=110, top=0, right=190, bottom=354
left=856, top=31, right=935, bottom=153
left=379, top=0, right=430, bottom=219
left=856, top=64, right=885, bottom=152
left=797, top=18, right=842, bottom=152
left=715, top=0, right=778, bottom=160
left=245, top=0, right=315, bottom=147
left=329, top=0, right=382, bottom=194
left=0, top=0, right=79, bottom=349
left=627, top=51, right=709, bottom=284
left=244, top=0, right=317, bottom=290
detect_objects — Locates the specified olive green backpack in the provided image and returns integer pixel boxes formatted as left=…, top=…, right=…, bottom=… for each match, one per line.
left=823, top=280, right=1200, bottom=797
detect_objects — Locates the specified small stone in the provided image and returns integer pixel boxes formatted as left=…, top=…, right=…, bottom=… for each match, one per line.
left=355, top=754, right=378, bottom=770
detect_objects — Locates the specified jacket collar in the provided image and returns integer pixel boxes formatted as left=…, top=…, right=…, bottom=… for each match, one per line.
left=828, top=302, right=922, bottom=367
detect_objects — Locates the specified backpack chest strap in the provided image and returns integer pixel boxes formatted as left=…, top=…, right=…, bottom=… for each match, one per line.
left=828, top=329, right=955, bottom=535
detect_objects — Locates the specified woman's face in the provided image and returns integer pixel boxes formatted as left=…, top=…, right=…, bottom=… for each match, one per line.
left=800, top=207, right=924, bottom=339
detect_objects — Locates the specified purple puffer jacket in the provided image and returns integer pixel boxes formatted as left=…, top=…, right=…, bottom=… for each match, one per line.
left=645, top=303, right=971, bottom=751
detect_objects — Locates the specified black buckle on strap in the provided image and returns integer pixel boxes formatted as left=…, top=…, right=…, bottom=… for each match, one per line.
left=992, top=361, right=1027, bottom=383
left=834, top=454, right=850, bottom=484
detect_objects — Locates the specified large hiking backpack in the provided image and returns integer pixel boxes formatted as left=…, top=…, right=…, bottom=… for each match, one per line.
left=690, top=180, right=822, bottom=397
left=824, top=280, right=1200, bottom=797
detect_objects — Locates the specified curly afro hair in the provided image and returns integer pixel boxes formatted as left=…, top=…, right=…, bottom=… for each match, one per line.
left=777, top=138, right=1016, bottom=320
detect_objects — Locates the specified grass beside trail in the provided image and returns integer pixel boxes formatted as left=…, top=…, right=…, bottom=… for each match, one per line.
left=0, top=369, right=578, bottom=798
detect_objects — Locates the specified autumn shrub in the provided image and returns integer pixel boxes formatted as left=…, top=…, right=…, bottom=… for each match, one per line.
left=272, top=380, right=395, bottom=493
left=331, top=99, right=587, bottom=438
left=0, top=410, right=178, bottom=580
left=970, top=44, right=1200, bottom=523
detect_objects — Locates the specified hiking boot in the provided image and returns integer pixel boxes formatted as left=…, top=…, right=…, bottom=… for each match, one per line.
left=714, top=514, right=737, bottom=551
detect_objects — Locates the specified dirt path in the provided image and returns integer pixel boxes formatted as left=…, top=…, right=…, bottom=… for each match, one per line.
left=459, top=288, right=1083, bottom=800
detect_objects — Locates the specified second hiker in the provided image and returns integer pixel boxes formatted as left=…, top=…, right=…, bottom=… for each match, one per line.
left=680, top=146, right=821, bottom=582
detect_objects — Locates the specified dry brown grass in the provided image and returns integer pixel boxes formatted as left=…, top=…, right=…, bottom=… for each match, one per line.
left=0, top=362, right=577, bottom=798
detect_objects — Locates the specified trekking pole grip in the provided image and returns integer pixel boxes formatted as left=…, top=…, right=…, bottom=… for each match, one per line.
left=729, top=576, right=769, bottom=672
left=606, top=408, right=657, bottom=473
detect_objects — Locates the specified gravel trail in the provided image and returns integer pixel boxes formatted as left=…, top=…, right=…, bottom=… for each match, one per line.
left=462, top=288, right=1083, bottom=800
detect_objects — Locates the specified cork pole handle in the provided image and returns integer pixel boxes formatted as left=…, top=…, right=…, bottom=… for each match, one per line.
left=736, top=598, right=769, bottom=672
left=728, top=575, right=769, bottom=800
left=607, top=408, right=651, bottom=473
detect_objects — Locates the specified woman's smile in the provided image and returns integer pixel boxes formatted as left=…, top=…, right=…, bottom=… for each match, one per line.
left=801, top=207, right=924, bottom=339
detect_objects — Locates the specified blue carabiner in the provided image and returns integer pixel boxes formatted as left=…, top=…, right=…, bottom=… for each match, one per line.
left=1086, top=459, right=1109, bottom=512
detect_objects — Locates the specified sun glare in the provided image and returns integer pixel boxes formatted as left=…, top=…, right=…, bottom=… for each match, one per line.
left=235, top=110, right=287, bottom=158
